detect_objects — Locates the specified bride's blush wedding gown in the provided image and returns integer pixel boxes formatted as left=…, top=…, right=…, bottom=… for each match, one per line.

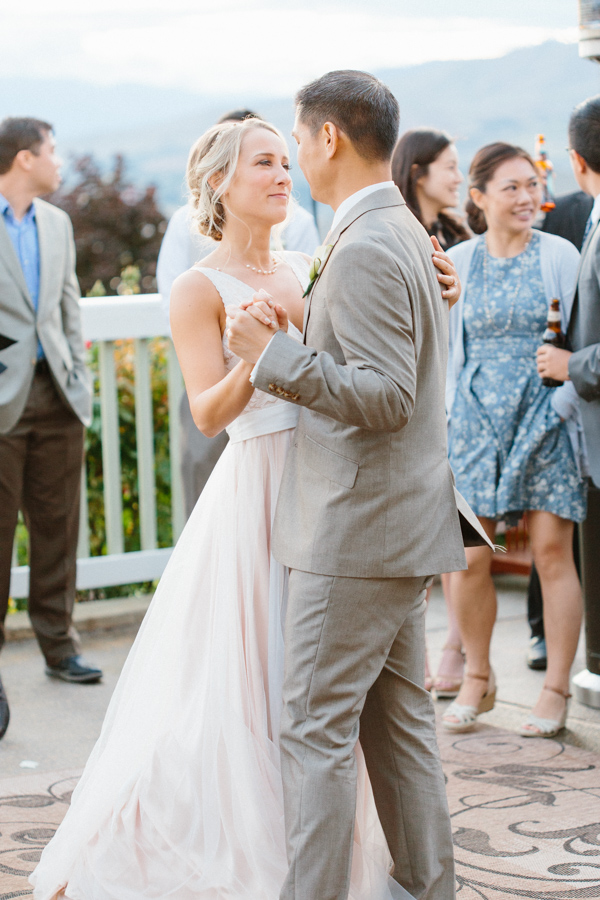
left=30, top=252, right=411, bottom=900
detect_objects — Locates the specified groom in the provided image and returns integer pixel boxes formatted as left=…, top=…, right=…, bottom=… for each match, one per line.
left=227, top=70, right=466, bottom=900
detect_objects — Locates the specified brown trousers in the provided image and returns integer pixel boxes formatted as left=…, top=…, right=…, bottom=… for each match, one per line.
left=0, top=365, right=83, bottom=664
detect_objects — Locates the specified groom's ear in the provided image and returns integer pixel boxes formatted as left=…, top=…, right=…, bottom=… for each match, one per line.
left=322, top=122, right=340, bottom=159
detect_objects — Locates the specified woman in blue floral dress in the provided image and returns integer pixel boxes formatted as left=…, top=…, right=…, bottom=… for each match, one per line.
left=444, top=143, right=585, bottom=737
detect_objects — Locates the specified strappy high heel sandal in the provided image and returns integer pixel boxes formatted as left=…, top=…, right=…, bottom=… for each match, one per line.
left=433, top=643, right=465, bottom=698
left=519, top=685, right=571, bottom=738
left=442, top=670, right=496, bottom=733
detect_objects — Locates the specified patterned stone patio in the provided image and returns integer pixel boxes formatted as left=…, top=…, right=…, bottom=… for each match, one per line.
left=1, top=725, right=599, bottom=899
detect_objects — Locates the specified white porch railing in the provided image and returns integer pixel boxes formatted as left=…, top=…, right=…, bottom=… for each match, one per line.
left=9, top=294, right=185, bottom=598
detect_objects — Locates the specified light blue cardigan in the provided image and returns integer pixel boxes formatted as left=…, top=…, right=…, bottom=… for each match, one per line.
left=446, top=231, right=587, bottom=476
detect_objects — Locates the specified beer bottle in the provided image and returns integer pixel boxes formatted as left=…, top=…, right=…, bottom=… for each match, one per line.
left=535, top=134, right=556, bottom=213
left=541, top=298, right=567, bottom=388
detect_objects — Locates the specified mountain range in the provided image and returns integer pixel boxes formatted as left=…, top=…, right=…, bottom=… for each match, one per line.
left=2, top=41, right=599, bottom=217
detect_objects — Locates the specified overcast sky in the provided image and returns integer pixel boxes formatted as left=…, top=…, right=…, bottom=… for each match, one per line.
left=3, top=0, right=580, bottom=94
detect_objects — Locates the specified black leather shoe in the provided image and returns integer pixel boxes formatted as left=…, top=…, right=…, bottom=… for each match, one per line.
left=0, top=675, right=9, bottom=739
left=527, top=636, right=547, bottom=670
left=45, top=655, right=103, bottom=684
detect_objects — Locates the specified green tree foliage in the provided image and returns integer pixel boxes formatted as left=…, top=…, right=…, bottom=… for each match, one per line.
left=52, top=155, right=168, bottom=297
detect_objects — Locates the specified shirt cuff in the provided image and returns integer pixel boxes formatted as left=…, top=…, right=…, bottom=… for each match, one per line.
left=249, top=341, right=273, bottom=385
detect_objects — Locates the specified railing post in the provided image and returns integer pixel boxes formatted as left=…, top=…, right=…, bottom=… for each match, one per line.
left=10, top=295, right=186, bottom=596
left=98, top=341, right=124, bottom=555
left=168, top=340, right=185, bottom=541
left=134, top=338, right=157, bottom=550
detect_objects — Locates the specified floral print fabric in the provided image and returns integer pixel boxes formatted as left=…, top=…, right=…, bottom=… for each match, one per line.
left=448, top=231, right=586, bottom=525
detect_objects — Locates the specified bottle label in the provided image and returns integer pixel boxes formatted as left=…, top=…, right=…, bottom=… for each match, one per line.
left=547, top=310, right=561, bottom=323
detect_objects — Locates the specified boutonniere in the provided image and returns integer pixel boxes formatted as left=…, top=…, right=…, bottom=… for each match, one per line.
left=303, top=243, right=334, bottom=297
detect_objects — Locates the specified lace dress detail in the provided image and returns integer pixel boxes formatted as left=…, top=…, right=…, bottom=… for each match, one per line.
left=448, top=232, right=586, bottom=525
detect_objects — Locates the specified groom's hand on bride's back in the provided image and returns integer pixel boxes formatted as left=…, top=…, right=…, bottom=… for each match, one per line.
left=431, top=235, right=461, bottom=309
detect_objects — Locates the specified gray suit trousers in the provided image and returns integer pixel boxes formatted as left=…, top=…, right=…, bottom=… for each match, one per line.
left=279, top=570, right=455, bottom=900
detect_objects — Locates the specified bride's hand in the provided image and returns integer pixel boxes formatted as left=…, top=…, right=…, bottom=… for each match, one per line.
left=240, top=291, right=289, bottom=333
left=430, top=236, right=461, bottom=309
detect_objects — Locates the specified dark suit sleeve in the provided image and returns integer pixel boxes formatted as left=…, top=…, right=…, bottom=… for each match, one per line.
left=541, top=192, right=593, bottom=251
left=252, top=242, right=417, bottom=432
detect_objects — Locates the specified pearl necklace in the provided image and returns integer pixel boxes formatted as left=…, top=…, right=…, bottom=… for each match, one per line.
left=482, top=231, right=532, bottom=334
left=216, top=256, right=279, bottom=275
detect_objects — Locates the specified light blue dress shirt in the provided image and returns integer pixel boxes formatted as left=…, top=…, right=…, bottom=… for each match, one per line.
left=0, top=191, right=43, bottom=358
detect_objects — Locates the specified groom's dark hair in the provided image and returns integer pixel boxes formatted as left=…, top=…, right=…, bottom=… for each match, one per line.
left=295, top=70, right=399, bottom=162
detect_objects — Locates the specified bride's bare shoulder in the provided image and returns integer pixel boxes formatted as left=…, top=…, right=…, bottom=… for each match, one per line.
left=170, top=266, right=225, bottom=337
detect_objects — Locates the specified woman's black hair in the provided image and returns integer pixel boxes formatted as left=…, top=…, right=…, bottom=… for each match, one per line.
left=391, top=128, right=469, bottom=244
left=465, top=142, right=536, bottom=234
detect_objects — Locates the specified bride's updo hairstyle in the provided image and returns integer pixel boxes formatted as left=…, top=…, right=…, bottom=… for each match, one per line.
left=466, top=142, right=537, bottom=234
left=187, top=118, right=288, bottom=241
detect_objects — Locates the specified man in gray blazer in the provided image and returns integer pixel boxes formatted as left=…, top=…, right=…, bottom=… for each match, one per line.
left=0, top=118, right=102, bottom=739
left=228, top=71, right=468, bottom=900
left=537, top=95, right=600, bottom=708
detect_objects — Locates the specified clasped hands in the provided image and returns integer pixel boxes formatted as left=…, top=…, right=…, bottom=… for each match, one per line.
left=226, top=291, right=287, bottom=364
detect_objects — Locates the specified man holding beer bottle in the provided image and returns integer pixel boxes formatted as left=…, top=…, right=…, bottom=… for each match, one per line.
left=537, top=95, right=600, bottom=708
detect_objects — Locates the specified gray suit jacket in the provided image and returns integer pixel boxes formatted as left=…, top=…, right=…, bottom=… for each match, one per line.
left=568, top=216, right=600, bottom=487
left=253, top=186, right=467, bottom=578
left=0, top=198, right=91, bottom=433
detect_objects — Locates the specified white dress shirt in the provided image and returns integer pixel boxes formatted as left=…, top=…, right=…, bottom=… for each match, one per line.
left=590, top=191, right=600, bottom=229
left=329, top=181, right=395, bottom=234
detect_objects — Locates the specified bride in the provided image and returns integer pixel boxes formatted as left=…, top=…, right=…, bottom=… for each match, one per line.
left=30, top=117, right=457, bottom=900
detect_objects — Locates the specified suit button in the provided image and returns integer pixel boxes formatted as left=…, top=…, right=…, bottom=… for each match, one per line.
left=268, top=383, right=276, bottom=392
left=293, top=393, right=300, bottom=401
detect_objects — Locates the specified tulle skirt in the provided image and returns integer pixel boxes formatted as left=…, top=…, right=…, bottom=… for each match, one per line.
left=30, top=428, right=408, bottom=900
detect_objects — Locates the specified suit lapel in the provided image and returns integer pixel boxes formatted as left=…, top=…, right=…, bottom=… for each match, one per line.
left=579, top=218, right=600, bottom=266
left=303, top=233, right=342, bottom=335
left=34, top=199, right=54, bottom=320
left=303, top=186, right=405, bottom=339
left=0, top=216, right=34, bottom=310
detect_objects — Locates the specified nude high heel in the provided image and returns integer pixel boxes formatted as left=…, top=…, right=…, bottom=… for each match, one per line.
left=442, top=670, right=496, bottom=733
left=519, top=685, right=571, bottom=738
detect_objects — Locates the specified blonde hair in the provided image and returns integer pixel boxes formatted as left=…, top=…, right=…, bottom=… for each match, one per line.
left=187, top=118, right=290, bottom=242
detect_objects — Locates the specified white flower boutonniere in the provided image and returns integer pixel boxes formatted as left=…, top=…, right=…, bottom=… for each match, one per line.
left=304, top=243, right=334, bottom=297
